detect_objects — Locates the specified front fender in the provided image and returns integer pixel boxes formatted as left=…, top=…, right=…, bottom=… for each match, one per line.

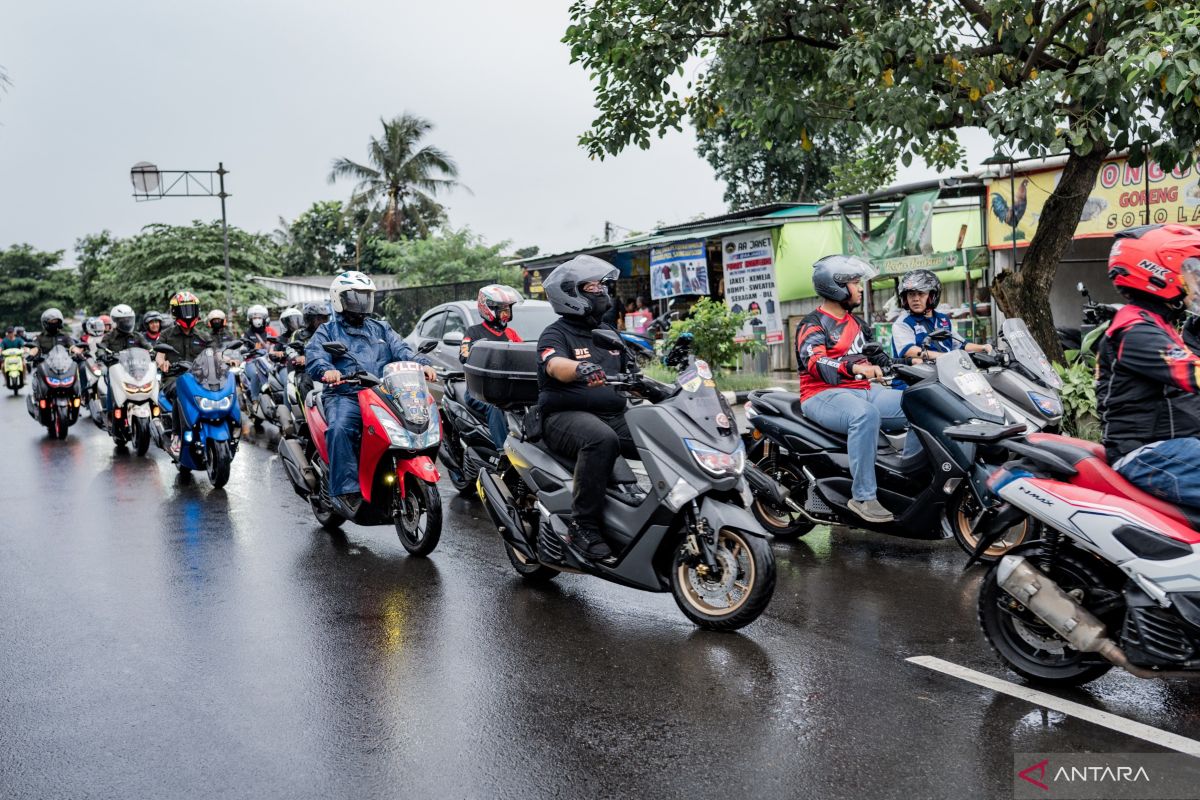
left=397, top=455, right=440, bottom=495
left=698, top=495, right=768, bottom=538
left=201, top=419, right=231, bottom=441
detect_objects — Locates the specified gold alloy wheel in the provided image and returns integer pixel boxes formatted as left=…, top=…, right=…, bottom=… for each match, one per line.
left=955, top=500, right=1030, bottom=557
left=676, top=529, right=756, bottom=616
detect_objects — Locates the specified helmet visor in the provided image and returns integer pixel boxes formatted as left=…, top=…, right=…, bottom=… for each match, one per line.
left=341, top=289, right=375, bottom=315
left=175, top=303, right=199, bottom=321
left=116, top=317, right=135, bottom=333
left=1182, top=258, right=1200, bottom=316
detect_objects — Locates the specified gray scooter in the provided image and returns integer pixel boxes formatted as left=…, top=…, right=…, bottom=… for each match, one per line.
left=472, top=329, right=776, bottom=631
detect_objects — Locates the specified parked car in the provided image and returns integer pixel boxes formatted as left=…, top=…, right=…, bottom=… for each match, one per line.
left=404, top=299, right=559, bottom=386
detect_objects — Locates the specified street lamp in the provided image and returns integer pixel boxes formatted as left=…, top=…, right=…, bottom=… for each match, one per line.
left=129, top=161, right=234, bottom=314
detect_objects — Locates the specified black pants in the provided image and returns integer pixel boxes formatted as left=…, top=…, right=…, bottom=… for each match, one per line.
left=542, top=410, right=637, bottom=528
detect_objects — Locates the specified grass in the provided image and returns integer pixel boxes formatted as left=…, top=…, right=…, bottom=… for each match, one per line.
left=643, top=363, right=787, bottom=394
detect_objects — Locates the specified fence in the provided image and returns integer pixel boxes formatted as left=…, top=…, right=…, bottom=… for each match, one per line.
left=377, top=278, right=503, bottom=334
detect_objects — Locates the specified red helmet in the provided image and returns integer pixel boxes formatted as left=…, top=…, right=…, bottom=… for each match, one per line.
left=1108, top=224, right=1200, bottom=304
left=477, top=284, right=523, bottom=326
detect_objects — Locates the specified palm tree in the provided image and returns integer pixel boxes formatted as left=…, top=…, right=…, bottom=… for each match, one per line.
left=328, top=113, right=461, bottom=241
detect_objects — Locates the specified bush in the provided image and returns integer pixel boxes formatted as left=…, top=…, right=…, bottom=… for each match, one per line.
left=1054, top=324, right=1106, bottom=441
left=664, top=296, right=764, bottom=370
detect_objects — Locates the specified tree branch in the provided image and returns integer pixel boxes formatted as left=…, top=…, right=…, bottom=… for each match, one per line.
left=1021, top=2, right=1092, bottom=79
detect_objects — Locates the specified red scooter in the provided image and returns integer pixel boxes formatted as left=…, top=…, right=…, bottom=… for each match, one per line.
left=278, top=342, right=442, bottom=556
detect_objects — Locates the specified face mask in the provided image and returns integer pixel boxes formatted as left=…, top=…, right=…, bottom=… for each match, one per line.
left=45, top=321, right=62, bottom=334
left=210, top=320, right=225, bottom=332
left=585, top=291, right=611, bottom=321
left=343, top=312, right=367, bottom=327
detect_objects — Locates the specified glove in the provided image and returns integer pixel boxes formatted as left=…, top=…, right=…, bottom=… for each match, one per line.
left=867, top=349, right=893, bottom=369
left=575, top=361, right=607, bottom=387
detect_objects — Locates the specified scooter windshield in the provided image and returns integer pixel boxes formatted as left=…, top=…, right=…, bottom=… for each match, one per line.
left=674, top=359, right=736, bottom=436
left=936, top=350, right=1006, bottom=422
left=189, top=348, right=230, bottom=391
left=381, top=361, right=432, bottom=428
left=43, top=346, right=74, bottom=378
left=119, top=348, right=153, bottom=382
left=1002, top=318, right=1062, bottom=389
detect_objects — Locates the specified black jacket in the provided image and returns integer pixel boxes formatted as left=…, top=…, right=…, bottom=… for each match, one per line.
left=159, top=322, right=211, bottom=364
left=33, top=331, right=75, bottom=355
left=100, top=329, right=150, bottom=354
left=1097, top=303, right=1200, bottom=462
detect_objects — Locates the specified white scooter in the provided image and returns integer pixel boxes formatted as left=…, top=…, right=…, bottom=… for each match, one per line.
left=97, top=347, right=161, bottom=455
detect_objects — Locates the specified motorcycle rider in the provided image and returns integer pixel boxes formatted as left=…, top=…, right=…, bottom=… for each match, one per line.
left=285, top=302, right=329, bottom=405
left=460, top=284, right=524, bottom=450
left=796, top=255, right=923, bottom=524
left=101, top=304, right=151, bottom=353
left=29, top=308, right=78, bottom=356
left=891, top=269, right=992, bottom=363
left=244, top=304, right=277, bottom=405
left=1098, top=224, right=1200, bottom=507
left=537, top=255, right=640, bottom=560
left=99, top=315, right=113, bottom=335
left=142, top=311, right=164, bottom=342
left=1, top=326, right=24, bottom=350
left=204, top=309, right=237, bottom=348
left=305, top=272, right=435, bottom=517
left=156, top=292, right=211, bottom=454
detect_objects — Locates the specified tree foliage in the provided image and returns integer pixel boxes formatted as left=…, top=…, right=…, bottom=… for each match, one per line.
left=275, top=200, right=361, bottom=276
left=0, top=244, right=72, bottom=328
left=373, top=228, right=521, bottom=287
left=666, top=297, right=764, bottom=369
left=329, top=113, right=460, bottom=241
left=564, top=1, right=1200, bottom=359
left=87, top=221, right=281, bottom=315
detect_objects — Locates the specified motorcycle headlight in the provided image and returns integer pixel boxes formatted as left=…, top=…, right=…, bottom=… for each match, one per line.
left=685, top=439, right=745, bottom=477
left=1027, top=391, right=1062, bottom=417
left=378, top=416, right=412, bottom=447
left=122, top=381, right=142, bottom=393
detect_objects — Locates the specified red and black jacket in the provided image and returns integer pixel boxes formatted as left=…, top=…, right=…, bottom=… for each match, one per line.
left=460, top=321, right=521, bottom=363
left=795, top=307, right=871, bottom=401
left=1098, top=304, right=1200, bottom=462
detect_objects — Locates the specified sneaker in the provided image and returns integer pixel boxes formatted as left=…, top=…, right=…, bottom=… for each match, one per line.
left=848, top=498, right=894, bottom=524
left=565, top=520, right=612, bottom=560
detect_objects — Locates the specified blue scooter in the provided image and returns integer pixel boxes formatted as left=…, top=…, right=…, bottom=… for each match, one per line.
left=152, top=341, right=247, bottom=487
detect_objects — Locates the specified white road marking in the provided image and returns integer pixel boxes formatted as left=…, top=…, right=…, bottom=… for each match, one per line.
left=906, top=655, right=1200, bottom=758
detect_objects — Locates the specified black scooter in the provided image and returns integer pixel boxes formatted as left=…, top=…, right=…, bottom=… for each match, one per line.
left=438, top=370, right=501, bottom=495
left=744, top=345, right=1033, bottom=560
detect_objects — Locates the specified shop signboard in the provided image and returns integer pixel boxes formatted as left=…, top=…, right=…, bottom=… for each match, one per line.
left=722, top=231, right=784, bottom=344
left=650, top=239, right=709, bottom=300
left=986, top=156, right=1200, bottom=249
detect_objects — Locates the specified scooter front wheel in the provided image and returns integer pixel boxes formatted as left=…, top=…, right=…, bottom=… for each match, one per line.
left=207, top=439, right=232, bottom=488
left=670, top=528, right=776, bottom=631
left=133, top=417, right=151, bottom=456
left=394, top=476, right=442, bottom=557
left=504, top=540, right=559, bottom=583
left=945, top=491, right=1036, bottom=562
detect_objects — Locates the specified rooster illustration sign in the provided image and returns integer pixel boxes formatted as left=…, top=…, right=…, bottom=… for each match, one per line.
left=991, top=178, right=1029, bottom=241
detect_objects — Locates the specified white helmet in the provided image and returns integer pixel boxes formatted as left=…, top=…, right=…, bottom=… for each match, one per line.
left=279, top=306, right=303, bottom=333
left=110, top=303, right=136, bottom=333
left=330, top=271, right=376, bottom=316
left=247, top=304, right=270, bottom=327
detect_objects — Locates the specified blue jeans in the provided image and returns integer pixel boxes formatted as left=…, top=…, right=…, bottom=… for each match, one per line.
left=1116, top=438, right=1200, bottom=508
left=323, top=393, right=362, bottom=497
left=801, top=386, right=922, bottom=502
left=465, top=390, right=508, bottom=450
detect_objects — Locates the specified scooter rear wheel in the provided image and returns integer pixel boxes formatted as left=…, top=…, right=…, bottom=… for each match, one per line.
left=670, top=528, right=776, bottom=631
left=394, top=475, right=442, bottom=557
left=978, top=544, right=1115, bottom=686
left=750, top=454, right=816, bottom=540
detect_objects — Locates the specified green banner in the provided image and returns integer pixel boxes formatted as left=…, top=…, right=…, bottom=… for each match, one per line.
left=842, top=189, right=939, bottom=261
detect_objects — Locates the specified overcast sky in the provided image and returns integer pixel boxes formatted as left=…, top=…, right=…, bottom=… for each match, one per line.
left=0, top=1, right=996, bottom=266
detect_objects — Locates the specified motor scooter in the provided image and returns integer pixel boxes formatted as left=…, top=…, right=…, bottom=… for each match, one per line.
left=3, top=346, right=26, bottom=395
left=97, top=346, right=161, bottom=455
left=26, top=345, right=83, bottom=439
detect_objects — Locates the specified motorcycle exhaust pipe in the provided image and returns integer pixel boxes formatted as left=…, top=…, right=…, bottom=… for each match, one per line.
left=744, top=462, right=803, bottom=513
left=278, top=437, right=317, bottom=497
left=997, top=556, right=1200, bottom=680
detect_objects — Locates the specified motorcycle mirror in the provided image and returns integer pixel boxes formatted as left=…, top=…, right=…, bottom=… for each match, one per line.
left=927, top=329, right=952, bottom=341
left=152, top=343, right=179, bottom=355
left=591, top=329, right=624, bottom=351
left=441, top=330, right=464, bottom=347
left=322, top=342, right=349, bottom=357
left=1077, top=281, right=1087, bottom=294
left=418, top=339, right=439, bottom=354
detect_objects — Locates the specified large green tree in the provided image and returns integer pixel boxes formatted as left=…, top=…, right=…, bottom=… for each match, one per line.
left=274, top=200, right=362, bottom=275
left=329, top=113, right=460, bottom=241
left=74, top=230, right=119, bottom=311
left=88, top=221, right=281, bottom=315
left=0, top=244, right=72, bottom=328
left=565, top=1, right=1200, bottom=360
left=373, top=227, right=520, bottom=287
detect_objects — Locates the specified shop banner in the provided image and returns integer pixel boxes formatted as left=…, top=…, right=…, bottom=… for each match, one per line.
left=843, top=189, right=938, bottom=261
left=986, top=157, right=1200, bottom=249
left=650, top=239, right=709, bottom=300
left=722, top=231, right=784, bottom=344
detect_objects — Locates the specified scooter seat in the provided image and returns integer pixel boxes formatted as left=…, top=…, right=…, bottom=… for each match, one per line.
left=751, top=389, right=907, bottom=452
left=1026, top=433, right=1200, bottom=529
left=532, top=440, right=639, bottom=484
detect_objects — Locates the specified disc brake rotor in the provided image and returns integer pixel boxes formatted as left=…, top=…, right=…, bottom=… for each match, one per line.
left=686, top=540, right=749, bottom=608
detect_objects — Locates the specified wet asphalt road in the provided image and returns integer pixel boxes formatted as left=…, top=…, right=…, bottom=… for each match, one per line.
left=4, top=396, right=1200, bottom=800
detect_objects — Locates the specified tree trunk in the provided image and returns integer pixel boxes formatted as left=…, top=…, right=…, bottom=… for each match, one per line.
left=991, top=146, right=1109, bottom=363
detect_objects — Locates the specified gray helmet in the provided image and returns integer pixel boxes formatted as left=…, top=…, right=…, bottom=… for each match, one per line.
left=40, top=308, right=64, bottom=330
left=544, top=255, right=619, bottom=317
left=896, top=269, right=942, bottom=311
left=812, top=255, right=877, bottom=303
